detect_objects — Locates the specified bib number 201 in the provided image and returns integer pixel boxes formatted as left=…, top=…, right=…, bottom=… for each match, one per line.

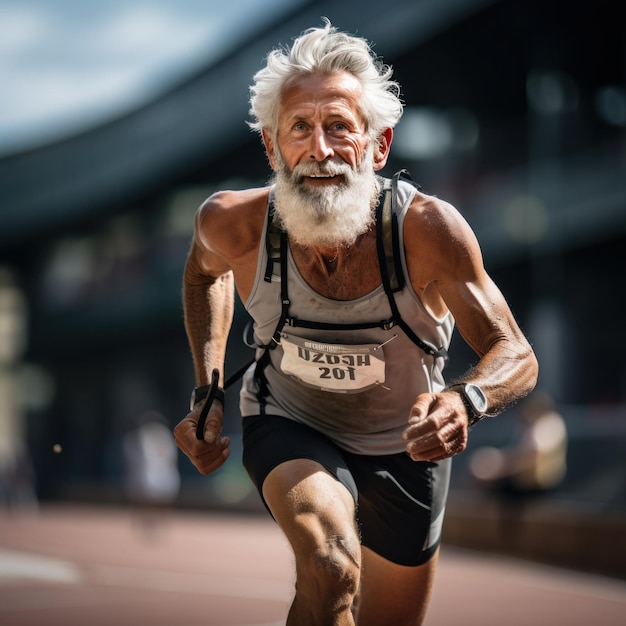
left=320, top=365, right=355, bottom=381
left=280, top=335, right=385, bottom=393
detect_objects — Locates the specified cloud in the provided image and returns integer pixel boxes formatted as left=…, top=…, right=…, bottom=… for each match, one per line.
left=82, top=4, right=220, bottom=72
left=0, top=0, right=303, bottom=154
left=0, top=2, right=219, bottom=152
left=0, top=5, right=47, bottom=54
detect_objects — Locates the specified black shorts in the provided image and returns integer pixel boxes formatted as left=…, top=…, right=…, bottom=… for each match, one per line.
left=242, top=414, right=451, bottom=567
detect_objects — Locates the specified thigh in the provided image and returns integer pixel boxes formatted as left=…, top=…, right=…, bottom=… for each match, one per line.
left=242, top=414, right=358, bottom=506
left=241, top=415, right=360, bottom=563
left=262, top=458, right=359, bottom=562
left=348, top=454, right=451, bottom=566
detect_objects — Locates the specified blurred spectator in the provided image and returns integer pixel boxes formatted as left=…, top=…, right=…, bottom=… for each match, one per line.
left=0, top=268, right=37, bottom=511
left=469, top=390, right=568, bottom=500
left=0, top=440, right=37, bottom=510
left=122, top=410, right=180, bottom=537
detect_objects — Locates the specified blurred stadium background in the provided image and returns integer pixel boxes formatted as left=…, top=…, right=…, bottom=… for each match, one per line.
left=1, top=0, right=624, bottom=579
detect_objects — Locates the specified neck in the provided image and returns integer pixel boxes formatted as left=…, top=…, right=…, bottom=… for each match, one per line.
left=290, top=226, right=374, bottom=275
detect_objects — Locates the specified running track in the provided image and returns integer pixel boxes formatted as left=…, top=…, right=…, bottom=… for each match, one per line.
left=1, top=505, right=624, bottom=625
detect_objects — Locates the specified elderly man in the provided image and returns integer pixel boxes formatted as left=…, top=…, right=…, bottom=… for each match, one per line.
left=174, top=20, right=538, bottom=626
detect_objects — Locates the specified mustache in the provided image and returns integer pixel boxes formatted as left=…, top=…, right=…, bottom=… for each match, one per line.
left=290, top=159, right=353, bottom=183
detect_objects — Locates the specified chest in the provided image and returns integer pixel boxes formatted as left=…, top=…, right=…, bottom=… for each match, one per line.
left=290, top=243, right=382, bottom=301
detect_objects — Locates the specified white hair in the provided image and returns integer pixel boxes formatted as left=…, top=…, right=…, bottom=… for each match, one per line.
left=248, top=19, right=404, bottom=141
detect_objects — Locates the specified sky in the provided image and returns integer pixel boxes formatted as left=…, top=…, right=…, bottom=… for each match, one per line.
left=0, top=0, right=306, bottom=157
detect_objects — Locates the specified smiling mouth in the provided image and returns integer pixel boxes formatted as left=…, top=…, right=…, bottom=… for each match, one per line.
left=303, top=174, right=343, bottom=184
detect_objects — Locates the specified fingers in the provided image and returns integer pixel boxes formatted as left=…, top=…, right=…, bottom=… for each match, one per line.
left=192, top=438, right=231, bottom=475
left=406, top=436, right=466, bottom=462
left=404, top=392, right=469, bottom=462
left=199, top=413, right=223, bottom=444
left=173, top=407, right=231, bottom=475
left=407, top=393, right=434, bottom=425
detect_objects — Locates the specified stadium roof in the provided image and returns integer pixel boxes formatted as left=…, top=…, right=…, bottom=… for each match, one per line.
left=0, top=0, right=496, bottom=251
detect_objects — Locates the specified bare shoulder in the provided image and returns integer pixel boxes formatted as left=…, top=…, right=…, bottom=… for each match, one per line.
left=404, top=190, right=483, bottom=280
left=195, top=187, right=269, bottom=261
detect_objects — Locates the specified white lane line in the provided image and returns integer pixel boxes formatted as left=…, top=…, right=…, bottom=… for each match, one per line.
left=0, top=549, right=292, bottom=607
left=0, top=549, right=81, bottom=584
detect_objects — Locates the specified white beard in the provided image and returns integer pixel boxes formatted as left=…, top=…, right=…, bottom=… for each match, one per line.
left=272, top=147, right=380, bottom=248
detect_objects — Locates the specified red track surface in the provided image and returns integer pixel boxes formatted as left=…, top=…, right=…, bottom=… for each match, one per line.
left=1, top=505, right=625, bottom=625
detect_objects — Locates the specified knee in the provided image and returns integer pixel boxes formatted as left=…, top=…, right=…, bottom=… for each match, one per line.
left=296, top=527, right=361, bottom=603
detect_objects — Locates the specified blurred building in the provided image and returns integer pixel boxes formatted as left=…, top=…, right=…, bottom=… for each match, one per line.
left=0, top=0, right=624, bottom=512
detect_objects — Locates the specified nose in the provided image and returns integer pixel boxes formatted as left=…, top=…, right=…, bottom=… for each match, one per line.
left=310, top=127, right=334, bottom=161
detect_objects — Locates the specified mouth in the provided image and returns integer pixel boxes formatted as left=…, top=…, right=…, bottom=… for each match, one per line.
left=302, top=173, right=343, bottom=185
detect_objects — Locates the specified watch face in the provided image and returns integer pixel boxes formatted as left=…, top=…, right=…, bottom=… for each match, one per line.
left=465, top=384, right=488, bottom=414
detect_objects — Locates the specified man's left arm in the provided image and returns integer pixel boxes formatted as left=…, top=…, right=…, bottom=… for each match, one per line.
left=403, top=198, right=539, bottom=461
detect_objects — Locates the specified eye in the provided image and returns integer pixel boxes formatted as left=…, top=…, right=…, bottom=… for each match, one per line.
left=293, top=121, right=308, bottom=132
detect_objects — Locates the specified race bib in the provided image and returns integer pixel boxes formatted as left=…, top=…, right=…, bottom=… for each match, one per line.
left=279, top=334, right=386, bottom=393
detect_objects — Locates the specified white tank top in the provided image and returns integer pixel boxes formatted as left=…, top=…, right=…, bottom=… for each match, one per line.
left=239, top=178, right=455, bottom=455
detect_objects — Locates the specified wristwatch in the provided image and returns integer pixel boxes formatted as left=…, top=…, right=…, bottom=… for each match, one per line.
left=449, top=383, right=488, bottom=426
left=190, top=384, right=225, bottom=411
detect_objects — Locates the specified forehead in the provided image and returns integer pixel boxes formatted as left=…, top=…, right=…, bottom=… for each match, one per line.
left=278, top=71, right=364, bottom=120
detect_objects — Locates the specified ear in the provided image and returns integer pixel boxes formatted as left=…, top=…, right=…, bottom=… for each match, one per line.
left=373, top=127, right=393, bottom=171
left=262, top=129, right=278, bottom=170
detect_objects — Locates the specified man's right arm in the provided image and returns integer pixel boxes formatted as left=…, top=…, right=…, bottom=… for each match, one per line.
left=173, top=198, right=235, bottom=475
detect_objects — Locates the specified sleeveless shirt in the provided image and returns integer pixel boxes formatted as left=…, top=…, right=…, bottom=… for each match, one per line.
left=239, top=178, right=455, bottom=455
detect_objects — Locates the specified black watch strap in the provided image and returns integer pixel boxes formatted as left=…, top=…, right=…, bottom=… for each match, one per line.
left=447, top=383, right=482, bottom=427
left=457, top=391, right=482, bottom=427
left=193, top=384, right=225, bottom=408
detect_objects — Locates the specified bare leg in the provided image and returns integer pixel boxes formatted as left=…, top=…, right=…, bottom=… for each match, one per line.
left=355, top=546, right=440, bottom=626
left=262, top=458, right=361, bottom=626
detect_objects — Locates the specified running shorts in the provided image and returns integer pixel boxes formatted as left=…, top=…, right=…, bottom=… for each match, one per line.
left=242, top=414, right=451, bottom=567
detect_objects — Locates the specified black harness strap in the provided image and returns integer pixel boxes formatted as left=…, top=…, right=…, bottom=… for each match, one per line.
left=263, top=190, right=282, bottom=283
left=376, top=171, right=448, bottom=362
left=254, top=227, right=289, bottom=408
left=379, top=175, right=403, bottom=293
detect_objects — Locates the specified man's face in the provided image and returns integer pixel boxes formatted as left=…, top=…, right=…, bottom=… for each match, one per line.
left=271, top=71, right=372, bottom=176
left=266, top=72, right=387, bottom=248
